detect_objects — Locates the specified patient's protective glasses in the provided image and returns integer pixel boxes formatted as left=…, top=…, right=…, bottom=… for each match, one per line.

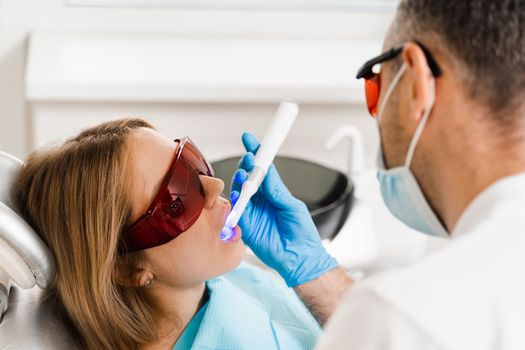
left=121, top=137, right=214, bottom=253
left=356, top=42, right=442, bottom=117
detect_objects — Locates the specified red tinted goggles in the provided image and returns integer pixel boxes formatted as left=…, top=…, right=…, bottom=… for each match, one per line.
left=121, top=137, right=214, bottom=253
left=356, top=42, right=442, bottom=117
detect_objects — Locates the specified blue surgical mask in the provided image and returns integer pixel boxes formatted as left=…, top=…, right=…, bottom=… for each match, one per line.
left=376, top=63, right=448, bottom=237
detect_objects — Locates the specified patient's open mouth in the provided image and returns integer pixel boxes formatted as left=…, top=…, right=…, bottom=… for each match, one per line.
left=219, top=223, right=242, bottom=241
left=225, top=226, right=242, bottom=243
left=218, top=203, right=241, bottom=242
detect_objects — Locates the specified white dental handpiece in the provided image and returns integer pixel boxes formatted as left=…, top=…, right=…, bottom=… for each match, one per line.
left=220, top=99, right=299, bottom=241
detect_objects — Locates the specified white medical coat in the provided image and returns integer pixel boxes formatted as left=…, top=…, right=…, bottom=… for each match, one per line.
left=316, top=173, right=525, bottom=350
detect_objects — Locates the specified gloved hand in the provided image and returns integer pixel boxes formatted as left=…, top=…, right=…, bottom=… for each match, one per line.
left=230, top=132, right=339, bottom=287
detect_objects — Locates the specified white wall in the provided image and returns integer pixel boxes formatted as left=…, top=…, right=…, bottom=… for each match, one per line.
left=35, top=0, right=393, bottom=38
left=0, top=0, right=38, bottom=158
left=1, top=0, right=396, bottom=158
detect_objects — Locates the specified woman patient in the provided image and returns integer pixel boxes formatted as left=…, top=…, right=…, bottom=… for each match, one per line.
left=11, top=118, right=320, bottom=350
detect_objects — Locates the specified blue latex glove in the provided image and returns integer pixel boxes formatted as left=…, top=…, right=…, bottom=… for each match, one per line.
left=230, top=132, right=339, bottom=287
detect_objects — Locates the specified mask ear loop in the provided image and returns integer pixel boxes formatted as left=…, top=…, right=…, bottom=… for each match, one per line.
left=377, top=63, right=408, bottom=123
left=404, top=75, right=436, bottom=168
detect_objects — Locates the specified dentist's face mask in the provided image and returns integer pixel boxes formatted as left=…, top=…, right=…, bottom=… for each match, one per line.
left=375, top=63, right=449, bottom=237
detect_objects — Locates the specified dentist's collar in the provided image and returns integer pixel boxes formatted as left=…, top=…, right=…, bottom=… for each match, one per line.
left=452, top=172, right=525, bottom=237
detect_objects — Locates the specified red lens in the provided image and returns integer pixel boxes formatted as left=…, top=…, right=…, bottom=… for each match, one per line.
left=364, top=73, right=380, bottom=117
left=121, top=137, right=213, bottom=252
left=179, top=139, right=214, bottom=178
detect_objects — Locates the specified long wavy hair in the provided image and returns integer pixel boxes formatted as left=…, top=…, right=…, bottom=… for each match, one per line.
left=11, top=118, right=161, bottom=349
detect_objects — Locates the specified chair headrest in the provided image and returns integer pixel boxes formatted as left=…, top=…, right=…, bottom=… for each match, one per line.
left=0, top=151, right=56, bottom=289
left=0, top=151, right=22, bottom=208
left=0, top=285, right=82, bottom=349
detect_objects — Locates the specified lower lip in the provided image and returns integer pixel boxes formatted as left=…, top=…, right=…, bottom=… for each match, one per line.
left=220, top=201, right=241, bottom=242
left=222, top=226, right=241, bottom=243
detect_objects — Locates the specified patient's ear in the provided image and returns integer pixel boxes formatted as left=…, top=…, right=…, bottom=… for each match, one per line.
left=113, top=262, right=153, bottom=288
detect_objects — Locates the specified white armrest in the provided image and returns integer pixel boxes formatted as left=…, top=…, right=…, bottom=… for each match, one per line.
left=0, top=238, right=35, bottom=289
left=0, top=202, right=55, bottom=289
left=0, top=150, right=76, bottom=348
left=0, top=286, right=81, bottom=349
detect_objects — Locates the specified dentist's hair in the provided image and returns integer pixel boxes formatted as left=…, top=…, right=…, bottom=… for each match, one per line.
left=395, top=0, right=525, bottom=119
left=11, top=118, right=160, bottom=350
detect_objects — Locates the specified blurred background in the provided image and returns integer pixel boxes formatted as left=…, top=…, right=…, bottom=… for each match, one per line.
left=0, top=0, right=447, bottom=274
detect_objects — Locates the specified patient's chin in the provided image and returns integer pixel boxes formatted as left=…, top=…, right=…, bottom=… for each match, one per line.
left=222, top=242, right=246, bottom=274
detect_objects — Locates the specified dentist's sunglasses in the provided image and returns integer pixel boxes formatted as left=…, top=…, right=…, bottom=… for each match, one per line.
left=121, top=137, right=214, bottom=253
left=356, top=42, right=442, bottom=117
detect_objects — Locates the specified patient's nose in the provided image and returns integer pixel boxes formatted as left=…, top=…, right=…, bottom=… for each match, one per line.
left=199, top=175, right=225, bottom=208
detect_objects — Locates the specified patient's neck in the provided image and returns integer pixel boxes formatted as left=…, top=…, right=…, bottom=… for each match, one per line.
left=141, top=281, right=207, bottom=350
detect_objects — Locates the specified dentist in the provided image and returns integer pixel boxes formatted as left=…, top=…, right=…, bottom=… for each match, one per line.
left=231, top=0, right=525, bottom=349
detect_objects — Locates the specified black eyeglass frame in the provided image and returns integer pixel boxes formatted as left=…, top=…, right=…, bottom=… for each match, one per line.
left=356, top=41, right=442, bottom=80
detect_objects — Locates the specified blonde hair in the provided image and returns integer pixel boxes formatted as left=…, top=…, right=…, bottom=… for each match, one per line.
left=11, top=118, right=161, bottom=349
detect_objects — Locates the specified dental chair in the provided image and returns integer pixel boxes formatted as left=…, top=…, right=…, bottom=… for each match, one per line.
left=0, top=151, right=80, bottom=349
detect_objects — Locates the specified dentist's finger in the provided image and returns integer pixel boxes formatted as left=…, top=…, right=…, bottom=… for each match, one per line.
left=230, top=190, right=240, bottom=206
left=237, top=152, right=255, bottom=172
left=230, top=168, right=248, bottom=194
left=233, top=168, right=248, bottom=184
left=242, top=132, right=261, bottom=154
